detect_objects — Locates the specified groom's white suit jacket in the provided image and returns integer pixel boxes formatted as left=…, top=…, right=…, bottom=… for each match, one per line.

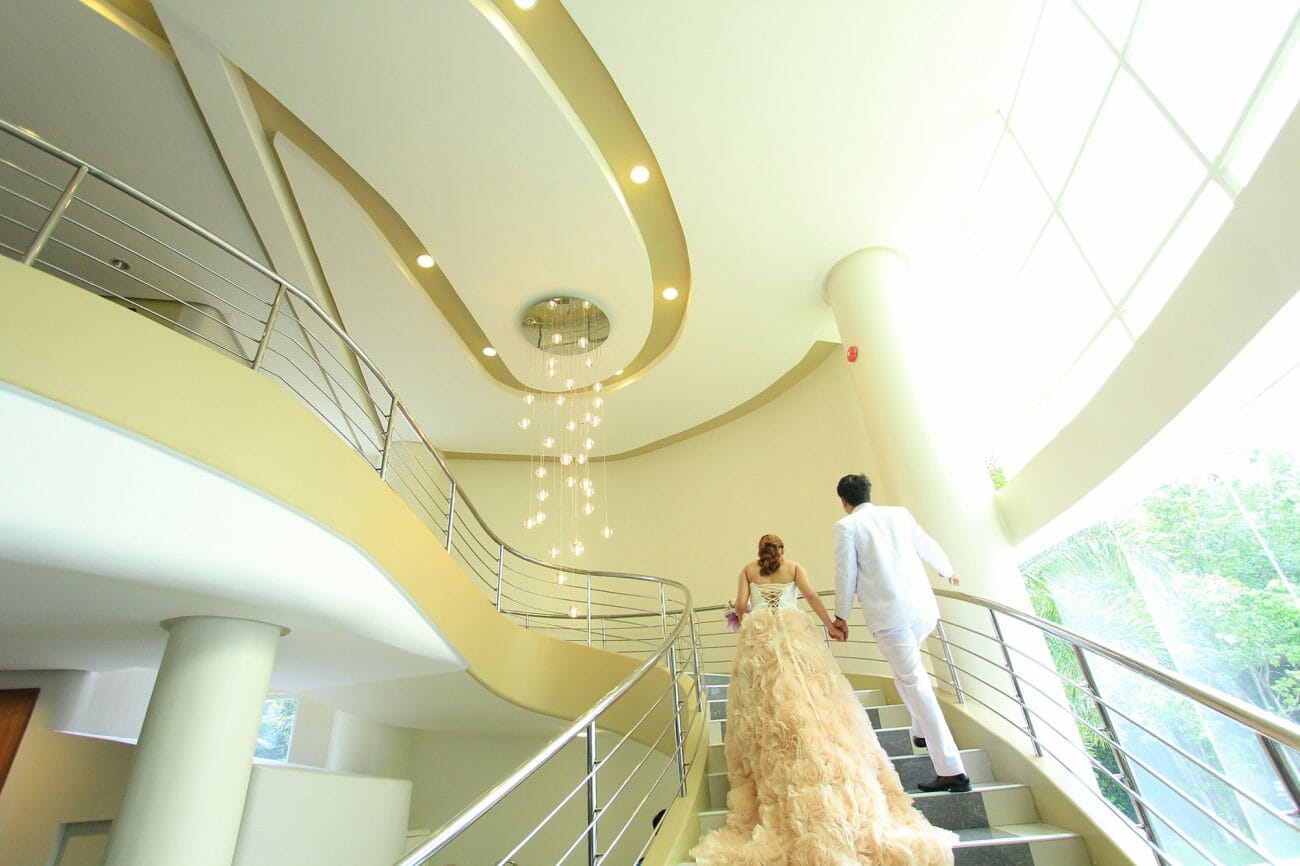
left=833, top=502, right=954, bottom=632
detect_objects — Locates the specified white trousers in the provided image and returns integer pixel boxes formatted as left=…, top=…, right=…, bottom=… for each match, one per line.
left=874, top=619, right=966, bottom=777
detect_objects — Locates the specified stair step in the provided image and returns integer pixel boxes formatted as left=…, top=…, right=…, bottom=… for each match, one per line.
left=707, top=747, right=994, bottom=787
left=708, top=688, right=886, bottom=720
left=701, top=781, right=1036, bottom=831
left=677, top=823, right=1087, bottom=866
left=710, top=720, right=919, bottom=757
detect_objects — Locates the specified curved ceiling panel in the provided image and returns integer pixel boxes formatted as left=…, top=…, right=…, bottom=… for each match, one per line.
left=159, top=0, right=653, bottom=389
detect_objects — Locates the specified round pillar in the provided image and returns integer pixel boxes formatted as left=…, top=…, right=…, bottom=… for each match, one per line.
left=105, top=616, right=286, bottom=866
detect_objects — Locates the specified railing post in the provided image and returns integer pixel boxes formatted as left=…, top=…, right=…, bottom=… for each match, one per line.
left=988, top=610, right=1042, bottom=756
left=1074, top=645, right=1166, bottom=862
left=936, top=620, right=965, bottom=704
left=377, top=393, right=398, bottom=479
left=601, top=618, right=607, bottom=650
left=585, top=719, right=599, bottom=866
left=494, top=544, right=504, bottom=612
left=659, top=586, right=668, bottom=637
left=688, top=609, right=704, bottom=711
left=251, top=283, right=287, bottom=372
left=22, top=163, right=87, bottom=265
left=1257, top=734, right=1300, bottom=816
left=667, top=644, right=688, bottom=797
left=444, top=482, right=456, bottom=552
left=586, top=574, right=593, bottom=646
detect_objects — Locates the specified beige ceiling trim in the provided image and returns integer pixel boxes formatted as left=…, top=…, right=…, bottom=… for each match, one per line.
left=89, top=0, right=692, bottom=396
left=446, top=341, right=838, bottom=463
left=472, top=0, right=692, bottom=394
left=79, top=0, right=174, bottom=60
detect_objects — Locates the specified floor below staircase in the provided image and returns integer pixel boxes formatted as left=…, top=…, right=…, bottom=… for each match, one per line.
left=678, top=674, right=1092, bottom=866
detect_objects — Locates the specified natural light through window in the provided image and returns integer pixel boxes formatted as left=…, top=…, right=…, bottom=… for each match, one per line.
left=947, top=0, right=1300, bottom=480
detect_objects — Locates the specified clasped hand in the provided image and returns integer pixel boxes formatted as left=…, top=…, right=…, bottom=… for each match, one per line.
left=827, top=619, right=848, bottom=642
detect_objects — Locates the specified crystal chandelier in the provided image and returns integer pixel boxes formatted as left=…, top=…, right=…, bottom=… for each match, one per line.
left=518, top=297, right=614, bottom=580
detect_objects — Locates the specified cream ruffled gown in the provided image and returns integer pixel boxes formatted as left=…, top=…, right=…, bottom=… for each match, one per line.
left=690, top=581, right=955, bottom=866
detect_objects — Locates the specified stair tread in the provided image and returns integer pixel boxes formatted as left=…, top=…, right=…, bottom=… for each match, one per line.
left=700, top=780, right=1029, bottom=814
left=675, top=823, right=1081, bottom=865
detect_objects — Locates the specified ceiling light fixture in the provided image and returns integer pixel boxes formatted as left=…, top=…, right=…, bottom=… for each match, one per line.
left=629, top=165, right=651, bottom=184
left=661, top=287, right=679, bottom=301
left=110, top=258, right=130, bottom=271
left=515, top=0, right=539, bottom=8
left=482, top=347, right=498, bottom=357
left=518, top=296, right=616, bottom=594
left=416, top=254, right=435, bottom=268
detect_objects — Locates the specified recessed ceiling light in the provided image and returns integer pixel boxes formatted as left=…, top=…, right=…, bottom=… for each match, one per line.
left=614, top=368, right=624, bottom=375
left=110, top=258, right=130, bottom=271
left=515, top=0, right=538, bottom=8
left=482, top=347, right=498, bottom=357
left=661, top=287, right=679, bottom=301
left=416, top=253, right=435, bottom=268
left=630, top=165, right=651, bottom=184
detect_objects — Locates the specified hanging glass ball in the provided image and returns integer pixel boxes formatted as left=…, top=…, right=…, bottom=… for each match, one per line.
left=583, top=486, right=595, bottom=498
left=571, top=540, right=585, bottom=556
left=517, top=417, right=531, bottom=429
left=584, top=412, right=593, bottom=423
left=551, top=332, right=563, bottom=345
left=560, top=453, right=573, bottom=466
left=548, top=545, right=560, bottom=559
left=566, top=476, right=576, bottom=488
left=593, top=397, right=604, bottom=408
left=567, top=603, right=580, bottom=618
left=564, top=378, right=575, bottom=390
left=525, top=518, right=535, bottom=530
left=536, top=511, right=546, bottom=524
left=576, top=453, right=588, bottom=465
left=535, top=466, right=547, bottom=479
left=578, top=336, right=589, bottom=349
left=583, top=502, right=595, bottom=515
left=542, top=436, right=556, bottom=448
left=556, top=395, right=566, bottom=406
left=555, top=572, right=567, bottom=585
left=566, top=420, right=577, bottom=432
left=524, top=393, right=535, bottom=405
left=601, top=526, right=615, bottom=539
left=591, top=415, right=602, bottom=428
left=546, top=367, right=557, bottom=379
left=584, top=357, right=593, bottom=368
left=593, top=382, right=603, bottom=392
left=537, top=489, right=549, bottom=501
left=583, top=438, right=595, bottom=451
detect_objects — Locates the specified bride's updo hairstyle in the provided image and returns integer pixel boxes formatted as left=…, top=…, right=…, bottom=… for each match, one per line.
left=757, top=534, right=784, bottom=576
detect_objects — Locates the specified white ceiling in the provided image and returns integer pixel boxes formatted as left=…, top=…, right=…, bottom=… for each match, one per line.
left=0, top=383, right=464, bottom=693
left=0, top=0, right=1038, bottom=453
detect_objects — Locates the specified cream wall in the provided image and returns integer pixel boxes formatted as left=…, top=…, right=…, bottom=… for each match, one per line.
left=0, top=671, right=134, bottom=866
left=232, top=764, right=411, bottom=866
left=449, top=349, right=881, bottom=610
left=324, top=710, right=416, bottom=780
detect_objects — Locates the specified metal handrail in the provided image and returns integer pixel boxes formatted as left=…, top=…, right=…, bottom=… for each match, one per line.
left=692, top=584, right=1300, bottom=864
left=0, top=116, right=703, bottom=865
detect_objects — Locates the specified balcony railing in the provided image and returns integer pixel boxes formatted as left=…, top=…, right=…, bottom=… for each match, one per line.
left=0, top=115, right=701, bottom=866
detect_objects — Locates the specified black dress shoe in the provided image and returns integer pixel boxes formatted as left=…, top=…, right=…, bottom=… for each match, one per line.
left=912, top=736, right=927, bottom=748
left=917, top=773, right=972, bottom=793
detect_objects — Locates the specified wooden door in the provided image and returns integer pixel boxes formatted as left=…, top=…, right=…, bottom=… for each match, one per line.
left=0, top=688, right=39, bottom=794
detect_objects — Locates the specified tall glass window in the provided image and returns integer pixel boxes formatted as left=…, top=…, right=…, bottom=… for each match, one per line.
left=946, top=0, right=1300, bottom=478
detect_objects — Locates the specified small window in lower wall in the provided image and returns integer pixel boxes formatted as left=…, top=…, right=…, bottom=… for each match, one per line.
left=255, top=696, right=298, bottom=762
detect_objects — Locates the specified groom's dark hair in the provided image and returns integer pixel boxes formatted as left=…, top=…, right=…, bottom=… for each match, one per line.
left=837, top=474, right=872, bottom=506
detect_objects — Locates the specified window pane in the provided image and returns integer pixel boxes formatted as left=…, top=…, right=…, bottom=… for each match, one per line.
left=1051, top=319, right=1132, bottom=424
left=1076, top=0, right=1141, bottom=51
left=1122, top=182, right=1233, bottom=337
left=1062, top=69, right=1205, bottom=295
left=1004, top=218, right=1115, bottom=385
left=1127, top=0, right=1298, bottom=159
left=1011, top=0, right=1118, bottom=196
left=255, top=696, right=298, bottom=762
left=967, top=135, right=1052, bottom=288
left=1228, top=26, right=1300, bottom=188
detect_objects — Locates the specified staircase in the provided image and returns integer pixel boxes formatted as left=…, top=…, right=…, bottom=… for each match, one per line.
left=677, top=674, right=1091, bottom=866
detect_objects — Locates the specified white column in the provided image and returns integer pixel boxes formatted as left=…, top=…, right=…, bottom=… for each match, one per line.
left=105, top=616, right=286, bottom=866
left=824, top=247, right=1090, bottom=779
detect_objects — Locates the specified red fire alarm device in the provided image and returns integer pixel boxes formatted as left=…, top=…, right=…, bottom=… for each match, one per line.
left=846, top=345, right=858, bottom=363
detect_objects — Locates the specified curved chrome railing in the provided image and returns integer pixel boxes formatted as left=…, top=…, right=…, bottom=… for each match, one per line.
left=0, top=117, right=702, bottom=865
left=688, top=588, right=1300, bottom=866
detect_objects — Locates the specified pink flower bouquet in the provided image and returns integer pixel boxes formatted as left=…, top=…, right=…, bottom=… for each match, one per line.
left=724, top=601, right=751, bottom=633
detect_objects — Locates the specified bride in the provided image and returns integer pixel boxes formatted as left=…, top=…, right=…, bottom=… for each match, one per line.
left=690, top=534, right=954, bottom=866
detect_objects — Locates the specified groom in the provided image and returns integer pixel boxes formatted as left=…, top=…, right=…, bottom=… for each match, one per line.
left=829, top=474, right=972, bottom=793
